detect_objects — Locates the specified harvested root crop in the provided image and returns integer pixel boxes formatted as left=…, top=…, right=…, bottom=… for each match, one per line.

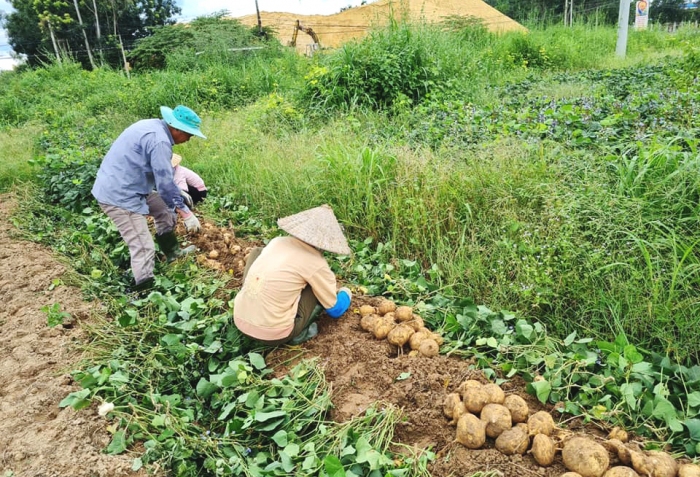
left=679, top=464, right=700, bottom=477
left=462, top=384, right=490, bottom=414
left=377, top=300, right=397, bottom=315
left=409, top=330, right=430, bottom=350
left=630, top=450, right=678, bottom=477
left=608, top=427, right=629, bottom=443
left=562, top=473, right=585, bottom=477
left=605, top=467, right=640, bottom=477
left=458, top=380, right=483, bottom=393
left=394, top=306, right=413, bottom=322
left=480, top=403, right=512, bottom=438
left=405, top=315, right=424, bottom=331
left=451, top=400, right=467, bottom=425
left=504, top=394, right=529, bottom=423
left=483, top=383, right=506, bottom=404
left=603, top=439, right=632, bottom=465
left=562, top=437, right=610, bottom=477
left=528, top=411, right=555, bottom=437
left=387, top=324, right=414, bottom=348
left=419, top=338, right=439, bottom=357
left=495, top=425, right=529, bottom=455
left=208, top=250, right=219, bottom=259
left=531, top=434, right=556, bottom=466
left=359, top=305, right=376, bottom=316
left=430, top=332, right=444, bottom=346
left=444, top=393, right=462, bottom=419
left=456, top=413, right=486, bottom=449
left=360, top=313, right=379, bottom=332
left=372, top=316, right=395, bottom=340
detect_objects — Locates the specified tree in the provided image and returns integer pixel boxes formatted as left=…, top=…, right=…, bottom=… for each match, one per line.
left=651, top=0, right=688, bottom=23
left=3, top=0, right=181, bottom=68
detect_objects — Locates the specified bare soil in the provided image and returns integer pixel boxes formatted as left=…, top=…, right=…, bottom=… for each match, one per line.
left=0, top=196, right=146, bottom=477
left=0, top=196, right=637, bottom=477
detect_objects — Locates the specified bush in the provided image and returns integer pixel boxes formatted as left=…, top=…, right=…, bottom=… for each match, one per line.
left=302, top=22, right=443, bottom=110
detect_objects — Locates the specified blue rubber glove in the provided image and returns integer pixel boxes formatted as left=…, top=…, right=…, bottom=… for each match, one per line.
left=325, top=287, right=352, bottom=318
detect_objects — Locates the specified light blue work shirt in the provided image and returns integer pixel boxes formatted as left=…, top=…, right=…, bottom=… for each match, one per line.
left=92, top=118, right=189, bottom=215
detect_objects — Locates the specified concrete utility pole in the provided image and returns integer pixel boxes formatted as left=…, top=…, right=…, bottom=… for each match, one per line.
left=615, top=0, right=632, bottom=57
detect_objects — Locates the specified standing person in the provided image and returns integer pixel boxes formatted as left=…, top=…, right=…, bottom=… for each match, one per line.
left=171, top=153, right=208, bottom=208
left=92, top=105, right=206, bottom=292
left=233, top=204, right=353, bottom=346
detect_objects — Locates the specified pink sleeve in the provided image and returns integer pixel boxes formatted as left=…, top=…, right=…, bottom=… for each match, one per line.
left=180, top=166, right=207, bottom=191
left=172, top=166, right=187, bottom=190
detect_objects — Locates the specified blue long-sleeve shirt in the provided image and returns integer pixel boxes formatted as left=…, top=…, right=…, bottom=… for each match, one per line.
left=92, top=118, right=189, bottom=215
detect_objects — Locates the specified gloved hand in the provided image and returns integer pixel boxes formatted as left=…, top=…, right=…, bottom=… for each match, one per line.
left=338, top=286, right=352, bottom=301
left=183, top=213, right=201, bottom=233
left=180, top=189, right=194, bottom=209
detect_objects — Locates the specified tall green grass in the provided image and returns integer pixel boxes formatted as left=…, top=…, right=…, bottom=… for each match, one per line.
left=2, top=20, right=700, bottom=362
left=0, top=123, right=41, bottom=191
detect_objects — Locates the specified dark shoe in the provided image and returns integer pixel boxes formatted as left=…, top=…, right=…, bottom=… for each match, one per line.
left=131, top=277, right=154, bottom=292
left=155, top=231, right=196, bottom=263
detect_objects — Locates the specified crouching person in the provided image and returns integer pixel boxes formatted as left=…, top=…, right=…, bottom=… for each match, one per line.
left=233, top=204, right=352, bottom=346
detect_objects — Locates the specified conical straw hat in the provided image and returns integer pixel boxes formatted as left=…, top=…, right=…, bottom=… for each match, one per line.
left=171, top=153, right=182, bottom=167
left=277, top=204, right=351, bottom=255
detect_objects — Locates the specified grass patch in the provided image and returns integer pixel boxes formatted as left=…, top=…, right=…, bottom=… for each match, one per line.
left=0, top=123, right=41, bottom=191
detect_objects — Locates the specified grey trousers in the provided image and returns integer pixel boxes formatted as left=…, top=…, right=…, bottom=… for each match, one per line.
left=99, top=192, right=176, bottom=285
left=242, top=247, right=322, bottom=345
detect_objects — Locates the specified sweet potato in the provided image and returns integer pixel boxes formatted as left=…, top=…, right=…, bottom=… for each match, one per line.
left=387, top=324, right=414, bottom=347
left=377, top=300, right=397, bottom=315
left=630, top=450, right=678, bottom=477
left=562, top=437, right=610, bottom=477
left=405, top=315, right=424, bottom=331
left=408, top=330, right=430, bottom=350
left=443, top=392, right=462, bottom=419
left=495, top=425, right=530, bottom=455
left=451, top=400, right=467, bottom=425
left=603, top=439, right=632, bottom=465
left=430, top=332, right=444, bottom=346
left=480, top=403, right=512, bottom=438
left=394, top=306, right=413, bottom=322
left=457, top=379, right=483, bottom=393
left=456, top=413, right=486, bottom=449
left=608, top=427, right=629, bottom=443
left=418, top=338, right=439, bottom=357
left=528, top=411, right=555, bottom=437
left=504, top=394, right=529, bottom=423
left=679, top=464, right=700, bottom=477
left=372, top=316, right=395, bottom=340
left=531, top=434, right=556, bottom=466
left=605, top=467, right=640, bottom=477
left=359, top=304, right=376, bottom=316
left=462, top=384, right=490, bottom=414
left=483, top=383, right=506, bottom=404
left=360, top=313, right=379, bottom=331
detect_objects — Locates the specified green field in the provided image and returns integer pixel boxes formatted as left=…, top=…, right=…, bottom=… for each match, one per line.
left=3, top=17, right=700, bottom=475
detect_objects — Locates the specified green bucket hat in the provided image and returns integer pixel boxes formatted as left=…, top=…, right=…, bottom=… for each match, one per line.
left=160, top=105, right=206, bottom=139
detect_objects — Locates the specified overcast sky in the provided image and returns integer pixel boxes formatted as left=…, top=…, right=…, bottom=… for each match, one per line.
left=0, top=0, right=369, bottom=69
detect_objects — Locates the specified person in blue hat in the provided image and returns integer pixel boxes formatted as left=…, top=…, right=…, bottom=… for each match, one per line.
left=92, top=105, right=207, bottom=292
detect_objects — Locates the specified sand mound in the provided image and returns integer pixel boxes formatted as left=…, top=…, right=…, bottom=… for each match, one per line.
left=233, top=0, right=525, bottom=54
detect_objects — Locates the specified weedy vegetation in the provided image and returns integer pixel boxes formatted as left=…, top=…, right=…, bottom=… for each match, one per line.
left=3, top=13, right=700, bottom=475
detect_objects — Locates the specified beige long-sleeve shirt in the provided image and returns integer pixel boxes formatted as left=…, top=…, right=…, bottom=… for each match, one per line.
left=233, top=236, right=338, bottom=340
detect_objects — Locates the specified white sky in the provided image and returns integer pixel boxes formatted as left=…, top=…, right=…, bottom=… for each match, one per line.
left=177, top=1, right=371, bottom=22
left=0, top=0, right=372, bottom=69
